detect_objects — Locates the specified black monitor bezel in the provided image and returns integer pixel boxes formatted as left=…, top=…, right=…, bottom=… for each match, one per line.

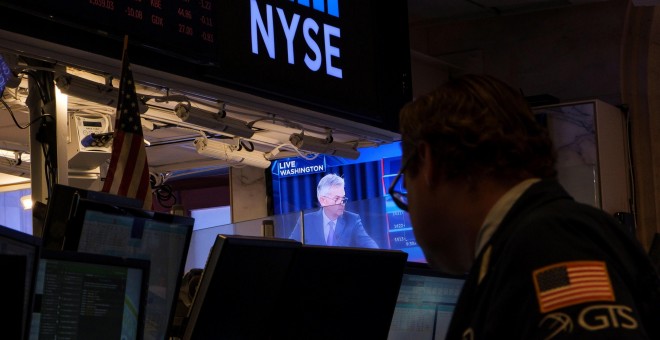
left=402, top=261, right=468, bottom=280
left=275, top=245, right=409, bottom=339
left=183, top=234, right=302, bottom=339
left=185, top=237, right=408, bottom=339
left=0, top=224, right=41, bottom=340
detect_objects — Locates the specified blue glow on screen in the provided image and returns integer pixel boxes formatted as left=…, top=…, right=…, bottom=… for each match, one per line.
left=270, top=142, right=427, bottom=263
left=0, top=55, right=12, bottom=94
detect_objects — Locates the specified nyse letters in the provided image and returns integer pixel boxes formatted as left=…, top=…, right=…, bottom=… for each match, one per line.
left=250, top=0, right=343, bottom=79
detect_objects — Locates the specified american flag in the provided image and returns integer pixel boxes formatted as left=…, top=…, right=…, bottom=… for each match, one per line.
left=533, top=261, right=615, bottom=313
left=102, top=38, right=152, bottom=209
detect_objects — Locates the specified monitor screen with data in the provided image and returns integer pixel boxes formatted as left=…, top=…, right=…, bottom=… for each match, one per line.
left=64, top=198, right=194, bottom=340
left=388, top=263, right=466, bottom=340
left=29, top=249, right=149, bottom=340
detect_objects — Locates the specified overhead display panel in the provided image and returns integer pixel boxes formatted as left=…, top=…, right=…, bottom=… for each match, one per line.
left=22, top=0, right=219, bottom=63
left=0, top=0, right=411, bottom=132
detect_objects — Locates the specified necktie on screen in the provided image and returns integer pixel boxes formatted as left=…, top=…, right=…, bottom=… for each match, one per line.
left=327, top=221, right=335, bottom=246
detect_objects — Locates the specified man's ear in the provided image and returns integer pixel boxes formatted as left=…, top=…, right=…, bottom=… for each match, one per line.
left=417, top=142, right=437, bottom=186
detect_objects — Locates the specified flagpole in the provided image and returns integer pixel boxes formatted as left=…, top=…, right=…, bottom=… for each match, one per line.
left=122, top=35, right=129, bottom=61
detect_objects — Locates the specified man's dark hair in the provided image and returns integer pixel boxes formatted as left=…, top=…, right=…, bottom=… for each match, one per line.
left=399, top=74, right=556, bottom=181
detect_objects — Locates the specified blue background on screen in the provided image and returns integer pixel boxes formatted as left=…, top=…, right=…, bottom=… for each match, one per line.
left=269, top=142, right=427, bottom=263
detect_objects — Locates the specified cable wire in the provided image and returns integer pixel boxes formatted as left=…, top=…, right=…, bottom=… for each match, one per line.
left=0, top=98, right=53, bottom=129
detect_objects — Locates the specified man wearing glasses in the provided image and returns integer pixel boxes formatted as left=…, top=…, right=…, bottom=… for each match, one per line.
left=289, top=173, right=378, bottom=248
left=391, top=74, right=660, bottom=338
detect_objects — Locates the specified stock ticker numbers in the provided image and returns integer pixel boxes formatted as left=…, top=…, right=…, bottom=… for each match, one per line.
left=387, top=208, right=418, bottom=249
left=55, top=0, right=217, bottom=57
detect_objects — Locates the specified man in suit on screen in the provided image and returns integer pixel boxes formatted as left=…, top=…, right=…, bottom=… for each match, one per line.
left=289, top=174, right=378, bottom=248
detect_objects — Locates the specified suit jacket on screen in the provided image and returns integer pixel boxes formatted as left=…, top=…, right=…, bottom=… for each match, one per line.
left=289, top=209, right=378, bottom=248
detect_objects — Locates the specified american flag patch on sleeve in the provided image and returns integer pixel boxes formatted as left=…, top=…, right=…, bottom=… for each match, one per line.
left=533, top=261, right=615, bottom=313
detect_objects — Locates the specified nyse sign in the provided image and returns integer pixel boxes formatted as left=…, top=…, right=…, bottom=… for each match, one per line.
left=0, top=0, right=410, bottom=133
left=250, top=0, right=343, bottom=79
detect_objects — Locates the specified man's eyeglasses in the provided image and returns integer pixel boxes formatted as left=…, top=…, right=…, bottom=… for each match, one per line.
left=323, top=196, right=349, bottom=205
left=388, top=152, right=415, bottom=212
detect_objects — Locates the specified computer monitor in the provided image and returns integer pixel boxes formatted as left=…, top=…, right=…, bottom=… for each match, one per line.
left=0, top=224, right=41, bottom=340
left=1, top=254, right=28, bottom=340
left=387, top=262, right=466, bottom=340
left=29, top=249, right=150, bottom=340
left=274, top=245, right=408, bottom=339
left=40, top=183, right=142, bottom=242
left=58, top=198, right=194, bottom=340
left=184, top=236, right=407, bottom=339
left=183, top=235, right=302, bottom=340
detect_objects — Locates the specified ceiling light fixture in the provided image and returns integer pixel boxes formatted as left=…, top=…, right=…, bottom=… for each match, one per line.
left=289, top=132, right=360, bottom=160
left=20, top=194, right=33, bottom=210
left=54, top=73, right=148, bottom=113
left=193, top=137, right=271, bottom=169
left=174, top=103, right=255, bottom=139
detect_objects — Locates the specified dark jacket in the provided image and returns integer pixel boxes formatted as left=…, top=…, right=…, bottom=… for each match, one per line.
left=446, top=180, right=660, bottom=339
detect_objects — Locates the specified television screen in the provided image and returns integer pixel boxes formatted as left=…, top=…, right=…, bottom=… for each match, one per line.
left=388, top=262, right=466, bottom=340
left=269, top=141, right=427, bottom=262
left=60, top=198, right=194, bottom=340
left=29, top=249, right=150, bottom=340
left=0, top=224, right=41, bottom=340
